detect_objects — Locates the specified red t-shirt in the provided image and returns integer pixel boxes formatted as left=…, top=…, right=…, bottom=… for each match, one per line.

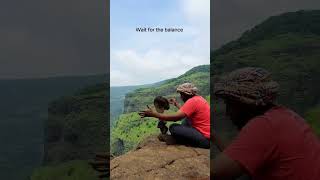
left=179, top=96, right=210, bottom=139
left=224, top=106, right=320, bottom=180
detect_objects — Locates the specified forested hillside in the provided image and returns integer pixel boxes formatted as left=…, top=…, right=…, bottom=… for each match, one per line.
left=0, top=75, right=105, bottom=180
left=31, top=83, right=107, bottom=180
left=110, top=86, right=142, bottom=128
left=124, top=65, right=210, bottom=113
left=212, top=10, right=320, bottom=142
left=43, top=83, right=107, bottom=164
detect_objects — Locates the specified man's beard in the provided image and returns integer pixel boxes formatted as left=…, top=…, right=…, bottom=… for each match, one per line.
left=230, top=114, right=254, bottom=130
left=232, top=118, right=249, bottom=130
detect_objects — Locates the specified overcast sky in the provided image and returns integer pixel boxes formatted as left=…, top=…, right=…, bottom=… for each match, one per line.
left=110, top=0, right=210, bottom=86
left=2, top=0, right=320, bottom=80
left=0, top=0, right=108, bottom=79
left=213, top=0, right=320, bottom=49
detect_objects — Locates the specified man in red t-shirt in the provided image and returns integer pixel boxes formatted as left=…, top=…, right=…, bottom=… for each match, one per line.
left=139, top=83, right=210, bottom=149
left=212, top=67, right=320, bottom=180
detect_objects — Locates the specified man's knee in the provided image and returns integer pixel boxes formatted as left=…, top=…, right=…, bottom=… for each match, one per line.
left=169, top=124, right=180, bottom=134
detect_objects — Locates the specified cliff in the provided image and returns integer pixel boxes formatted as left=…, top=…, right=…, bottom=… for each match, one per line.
left=43, top=83, right=108, bottom=165
left=110, top=135, right=210, bottom=180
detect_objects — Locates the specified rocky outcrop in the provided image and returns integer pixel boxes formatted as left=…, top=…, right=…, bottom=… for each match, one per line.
left=110, top=135, right=210, bottom=180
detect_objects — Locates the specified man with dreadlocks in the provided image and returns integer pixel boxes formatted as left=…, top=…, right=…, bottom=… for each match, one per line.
left=139, top=83, right=210, bottom=149
left=212, top=67, right=320, bottom=180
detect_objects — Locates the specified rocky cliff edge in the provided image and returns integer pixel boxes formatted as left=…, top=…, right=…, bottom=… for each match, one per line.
left=110, top=135, right=210, bottom=180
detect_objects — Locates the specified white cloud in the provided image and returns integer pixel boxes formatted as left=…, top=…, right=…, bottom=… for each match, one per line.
left=179, top=0, right=210, bottom=57
left=111, top=48, right=208, bottom=86
left=181, top=0, right=210, bottom=25
left=110, top=0, right=210, bottom=86
left=110, top=69, right=137, bottom=86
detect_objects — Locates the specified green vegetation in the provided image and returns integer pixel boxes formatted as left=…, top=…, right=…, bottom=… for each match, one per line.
left=306, top=107, right=320, bottom=137
left=31, top=160, right=99, bottom=180
left=0, top=75, right=105, bottom=180
left=110, top=86, right=141, bottom=128
left=124, top=65, right=210, bottom=113
left=213, top=32, right=320, bottom=114
left=214, top=10, right=320, bottom=56
left=111, top=112, right=178, bottom=156
left=31, top=83, right=108, bottom=179
left=205, top=95, right=210, bottom=104
left=44, top=83, right=107, bottom=165
left=110, top=81, right=172, bottom=128
left=212, top=10, right=320, bottom=141
left=111, top=65, right=210, bottom=156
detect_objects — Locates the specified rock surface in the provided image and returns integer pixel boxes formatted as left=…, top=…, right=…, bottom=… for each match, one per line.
left=110, top=135, right=210, bottom=180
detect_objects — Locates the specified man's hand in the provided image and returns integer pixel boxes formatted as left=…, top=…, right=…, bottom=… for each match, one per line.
left=139, top=105, right=159, bottom=118
left=169, top=98, right=177, bottom=105
left=169, top=98, right=181, bottom=108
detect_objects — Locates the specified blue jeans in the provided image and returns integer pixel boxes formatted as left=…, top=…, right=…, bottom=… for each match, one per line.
left=169, top=119, right=210, bottom=149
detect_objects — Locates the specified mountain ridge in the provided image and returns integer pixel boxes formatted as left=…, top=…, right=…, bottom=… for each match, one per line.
left=211, top=10, right=320, bottom=150
left=123, top=64, right=210, bottom=113
left=213, top=10, right=320, bottom=57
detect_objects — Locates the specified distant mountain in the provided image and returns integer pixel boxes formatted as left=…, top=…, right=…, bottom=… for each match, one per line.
left=211, top=10, right=320, bottom=144
left=110, top=80, right=169, bottom=128
left=111, top=65, right=210, bottom=156
left=0, top=75, right=106, bottom=117
left=123, top=65, right=210, bottom=113
left=110, top=86, right=142, bottom=128
left=213, top=10, right=320, bottom=56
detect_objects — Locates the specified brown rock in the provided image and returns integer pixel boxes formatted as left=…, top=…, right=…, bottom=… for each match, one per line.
left=111, top=135, right=210, bottom=180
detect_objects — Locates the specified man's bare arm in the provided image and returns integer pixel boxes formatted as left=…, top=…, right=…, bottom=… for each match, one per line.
left=139, top=108, right=186, bottom=122
left=156, top=110, right=186, bottom=121
left=212, top=153, right=246, bottom=180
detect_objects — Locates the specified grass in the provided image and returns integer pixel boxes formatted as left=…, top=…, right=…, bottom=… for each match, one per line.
left=31, top=160, right=99, bottom=180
